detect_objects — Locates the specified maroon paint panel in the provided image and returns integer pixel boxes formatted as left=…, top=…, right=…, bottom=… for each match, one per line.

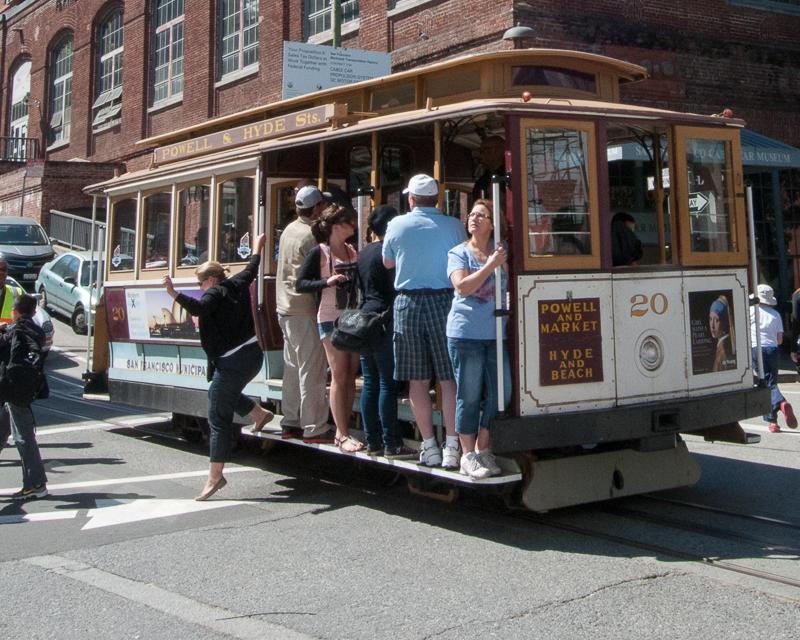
left=538, top=298, right=603, bottom=386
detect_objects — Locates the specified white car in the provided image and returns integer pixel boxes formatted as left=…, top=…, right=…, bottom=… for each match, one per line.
left=35, top=250, right=102, bottom=334
left=6, top=276, right=54, bottom=353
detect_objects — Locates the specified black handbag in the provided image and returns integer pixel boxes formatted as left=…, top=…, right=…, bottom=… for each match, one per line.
left=331, top=309, right=385, bottom=353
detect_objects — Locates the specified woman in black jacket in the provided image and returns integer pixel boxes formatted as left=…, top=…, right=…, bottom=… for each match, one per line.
left=0, top=294, right=49, bottom=500
left=163, top=233, right=272, bottom=500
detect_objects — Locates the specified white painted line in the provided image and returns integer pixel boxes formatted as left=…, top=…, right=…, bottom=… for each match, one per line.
left=31, top=414, right=171, bottom=436
left=0, top=467, right=260, bottom=495
left=0, top=510, right=80, bottom=525
left=25, top=555, right=313, bottom=640
left=82, top=498, right=256, bottom=530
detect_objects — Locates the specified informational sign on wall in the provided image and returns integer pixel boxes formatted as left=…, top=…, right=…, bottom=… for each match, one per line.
left=282, top=41, right=391, bottom=99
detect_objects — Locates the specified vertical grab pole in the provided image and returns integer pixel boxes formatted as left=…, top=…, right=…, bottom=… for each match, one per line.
left=491, top=176, right=504, bottom=412
left=256, top=157, right=264, bottom=307
left=746, top=184, right=764, bottom=381
left=84, top=194, right=98, bottom=373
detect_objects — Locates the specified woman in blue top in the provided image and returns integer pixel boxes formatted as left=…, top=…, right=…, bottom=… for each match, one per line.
left=446, top=199, right=509, bottom=479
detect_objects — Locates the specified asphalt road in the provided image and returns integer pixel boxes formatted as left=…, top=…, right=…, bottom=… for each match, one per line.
left=0, top=319, right=798, bottom=639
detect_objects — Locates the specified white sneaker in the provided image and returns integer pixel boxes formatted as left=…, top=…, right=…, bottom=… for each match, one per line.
left=477, top=451, right=502, bottom=476
left=419, top=442, right=442, bottom=467
left=459, top=452, right=490, bottom=479
left=441, top=444, right=460, bottom=469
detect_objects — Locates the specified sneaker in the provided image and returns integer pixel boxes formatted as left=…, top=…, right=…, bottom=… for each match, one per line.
left=419, top=442, right=442, bottom=467
left=442, top=444, right=460, bottom=469
left=12, top=485, right=48, bottom=501
left=459, top=453, right=491, bottom=479
left=780, top=401, right=798, bottom=429
left=768, top=423, right=780, bottom=433
left=384, top=445, right=417, bottom=460
left=303, top=424, right=335, bottom=443
left=477, top=451, right=502, bottom=476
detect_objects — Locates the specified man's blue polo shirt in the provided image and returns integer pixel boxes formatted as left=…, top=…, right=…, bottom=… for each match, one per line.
left=382, top=207, right=467, bottom=291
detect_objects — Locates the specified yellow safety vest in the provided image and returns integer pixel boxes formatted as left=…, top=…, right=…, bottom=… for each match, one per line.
left=0, top=283, right=24, bottom=323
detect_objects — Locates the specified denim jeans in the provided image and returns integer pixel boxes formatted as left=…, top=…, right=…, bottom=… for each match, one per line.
left=208, top=341, right=263, bottom=462
left=0, top=402, right=47, bottom=489
left=448, top=338, right=510, bottom=436
left=359, top=331, right=399, bottom=449
left=752, top=346, right=785, bottom=421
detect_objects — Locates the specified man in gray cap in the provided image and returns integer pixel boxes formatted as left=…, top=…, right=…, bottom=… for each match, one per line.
left=382, top=174, right=467, bottom=468
left=276, top=184, right=332, bottom=441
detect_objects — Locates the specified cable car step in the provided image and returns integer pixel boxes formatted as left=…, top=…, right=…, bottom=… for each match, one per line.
left=241, top=423, right=522, bottom=487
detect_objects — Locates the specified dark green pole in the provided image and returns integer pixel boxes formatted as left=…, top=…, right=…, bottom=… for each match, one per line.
left=332, top=0, right=342, bottom=47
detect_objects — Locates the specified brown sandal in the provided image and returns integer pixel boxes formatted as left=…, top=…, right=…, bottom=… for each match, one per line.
left=335, top=434, right=365, bottom=453
left=250, top=410, right=275, bottom=434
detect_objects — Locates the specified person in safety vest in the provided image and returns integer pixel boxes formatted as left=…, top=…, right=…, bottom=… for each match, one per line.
left=0, top=255, right=24, bottom=324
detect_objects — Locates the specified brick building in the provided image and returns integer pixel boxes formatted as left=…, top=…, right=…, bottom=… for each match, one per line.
left=1, top=0, right=799, bottom=295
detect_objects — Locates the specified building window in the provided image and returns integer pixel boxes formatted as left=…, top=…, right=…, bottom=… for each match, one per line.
left=727, top=1, right=800, bottom=16
left=48, top=37, right=73, bottom=147
left=219, top=0, right=259, bottom=78
left=153, top=0, right=184, bottom=104
left=305, top=0, right=359, bottom=39
left=93, top=10, right=124, bottom=132
left=8, top=60, right=31, bottom=160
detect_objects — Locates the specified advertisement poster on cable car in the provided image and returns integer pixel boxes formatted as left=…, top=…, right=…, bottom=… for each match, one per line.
left=688, top=289, right=737, bottom=374
left=105, top=287, right=202, bottom=342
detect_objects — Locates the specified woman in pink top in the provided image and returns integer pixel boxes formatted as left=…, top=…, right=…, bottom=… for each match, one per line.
left=296, top=205, right=363, bottom=452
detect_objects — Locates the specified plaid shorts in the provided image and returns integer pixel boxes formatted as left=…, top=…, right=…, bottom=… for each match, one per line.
left=393, top=291, right=454, bottom=381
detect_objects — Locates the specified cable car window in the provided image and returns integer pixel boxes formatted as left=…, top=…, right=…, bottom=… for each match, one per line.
left=217, top=176, right=254, bottom=263
left=109, top=198, right=136, bottom=271
left=512, top=66, right=596, bottom=93
left=348, top=145, right=371, bottom=194
left=142, top=192, right=172, bottom=270
left=177, top=184, right=210, bottom=267
left=685, top=138, right=735, bottom=253
left=525, top=127, right=592, bottom=257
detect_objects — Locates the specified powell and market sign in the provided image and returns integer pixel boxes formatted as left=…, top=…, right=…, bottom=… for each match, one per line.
left=153, top=103, right=346, bottom=165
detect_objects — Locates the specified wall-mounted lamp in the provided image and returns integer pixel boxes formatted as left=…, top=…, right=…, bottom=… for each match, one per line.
left=23, top=94, right=40, bottom=108
left=502, top=25, right=535, bottom=49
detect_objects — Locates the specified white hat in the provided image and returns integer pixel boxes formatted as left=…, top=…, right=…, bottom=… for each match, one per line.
left=295, top=185, right=324, bottom=209
left=402, top=174, right=439, bottom=197
left=756, top=284, right=777, bottom=306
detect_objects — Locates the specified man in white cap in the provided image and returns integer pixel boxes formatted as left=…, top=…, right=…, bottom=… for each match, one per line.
left=383, top=174, right=467, bottom=468
left=750, top=283, right=797, bottom=433
left=276, top=184, right=333, bottom=441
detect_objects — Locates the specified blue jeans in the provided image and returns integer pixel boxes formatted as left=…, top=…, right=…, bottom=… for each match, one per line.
left=752, top=346, right=785, bottom=422
left=448, top=338, right=510, bottom=436
left=208, top=341, right=263, bottom=462
left=359, top=331, right=399, bottom=449
left=1, top=402, right=47, bottom=489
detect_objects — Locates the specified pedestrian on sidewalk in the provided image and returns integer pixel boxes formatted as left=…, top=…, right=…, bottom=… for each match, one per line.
left=162, top=233, right=273, bottom=501
left=0, top=294, right=49, bottom=500
left=750, top=284, right=798, bottom=433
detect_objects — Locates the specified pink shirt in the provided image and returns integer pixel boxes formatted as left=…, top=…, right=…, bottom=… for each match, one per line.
left=318, top=243, right=358, bottom=323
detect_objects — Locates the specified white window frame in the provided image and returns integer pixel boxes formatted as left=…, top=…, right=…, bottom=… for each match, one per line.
left=219, top=0, right=259, bottom=80
left=152, top=0, right=184, bottom=106
left=93, top=10, right=124, bottom=133
left=305, top=0, right=359, bottom=40
left=8, top=60, right=31, bottom=160
left=48, top=38, right=73, bottom=148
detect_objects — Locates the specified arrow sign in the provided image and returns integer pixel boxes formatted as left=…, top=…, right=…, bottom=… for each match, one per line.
left=689, top=192, right=710, bottom=214
left=82, top=499, right=255, bottom=530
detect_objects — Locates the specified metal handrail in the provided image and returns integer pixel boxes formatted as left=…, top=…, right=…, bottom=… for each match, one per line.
left=0, top=136, right=41, bottom=162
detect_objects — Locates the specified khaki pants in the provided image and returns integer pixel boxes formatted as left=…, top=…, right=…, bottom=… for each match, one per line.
left=278, top=314, right=329, bottom=430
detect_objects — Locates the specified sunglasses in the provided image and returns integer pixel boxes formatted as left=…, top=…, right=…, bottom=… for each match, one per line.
left=468, top=211, right=490, bottom=220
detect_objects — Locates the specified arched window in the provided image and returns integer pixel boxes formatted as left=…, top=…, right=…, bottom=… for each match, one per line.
left=219, top=0, right=259, bottom=79
left=48, top=36, right=73, bottom=147
left=8, top=60, right=31, bottom=160
left=152, top=0, right=184, bottom=105
left=93, top=9, right=124, bottom=132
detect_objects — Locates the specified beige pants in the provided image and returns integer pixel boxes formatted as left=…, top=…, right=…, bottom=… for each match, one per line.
left=278, top=314, right=329, bottom=430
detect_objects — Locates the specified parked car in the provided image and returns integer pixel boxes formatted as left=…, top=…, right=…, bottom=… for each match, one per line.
left=35, top=250, right=103, bottom=334
left=0, top=217, right=56, bottom=288
left=6, top=276, right=54, bottom=354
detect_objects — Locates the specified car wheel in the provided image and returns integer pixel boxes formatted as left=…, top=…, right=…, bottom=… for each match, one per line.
left=71, top=305, right=88, bottom=334
left=39, top=287, right=49, bottom=310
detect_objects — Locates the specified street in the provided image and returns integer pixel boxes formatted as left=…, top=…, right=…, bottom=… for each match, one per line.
left=0, top=316, right=798, bottom=639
